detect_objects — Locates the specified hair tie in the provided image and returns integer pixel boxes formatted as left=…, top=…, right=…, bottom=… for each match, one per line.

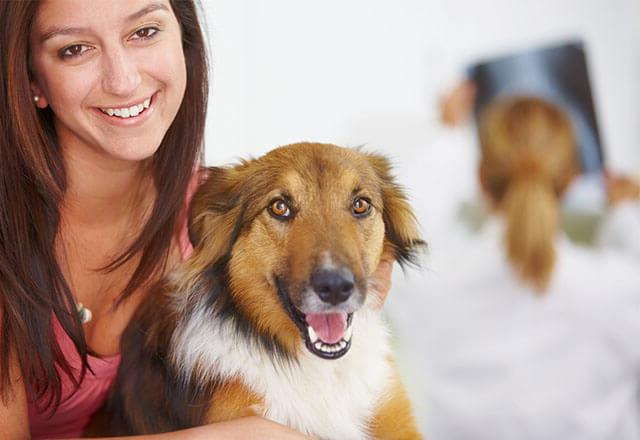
left=513, top=155, right=548, bottom=181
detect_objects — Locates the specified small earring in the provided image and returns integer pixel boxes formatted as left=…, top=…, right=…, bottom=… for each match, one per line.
left=33, top=95, right=40, bottom=103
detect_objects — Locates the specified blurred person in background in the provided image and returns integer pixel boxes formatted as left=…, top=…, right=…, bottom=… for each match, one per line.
left=442, top=78, right=640, bottom=249
left=407, top=95, right=640, bottom=440
left=596, top=172, right=640, bottom=259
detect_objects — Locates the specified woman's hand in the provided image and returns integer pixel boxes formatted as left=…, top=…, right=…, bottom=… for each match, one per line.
left=440, top=80, right=476, bottom=127
left=370, top=253, right=394, bottom=309
left=606, top=172, right=640, bottom=206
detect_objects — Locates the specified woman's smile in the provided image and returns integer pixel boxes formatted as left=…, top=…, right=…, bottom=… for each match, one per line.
left=93, top=92, right=157, bottom=127
left=29, top=0, right=187, bottom=163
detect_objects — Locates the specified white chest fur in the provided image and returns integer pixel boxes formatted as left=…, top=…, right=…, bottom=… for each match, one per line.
left=171, top=304, right=393, bottom=440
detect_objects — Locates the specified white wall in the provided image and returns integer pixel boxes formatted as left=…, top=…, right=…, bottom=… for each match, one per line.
left=203, top=0, right=640, bottom=163
left=200, top=0, right=640, bottom=432
left=203, top=0, right=640, bottom=237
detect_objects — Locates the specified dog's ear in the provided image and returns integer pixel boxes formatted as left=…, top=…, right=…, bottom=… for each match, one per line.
left=188, top=165, right=248, bottom=268
left=366, top=153, right=426, bottom=268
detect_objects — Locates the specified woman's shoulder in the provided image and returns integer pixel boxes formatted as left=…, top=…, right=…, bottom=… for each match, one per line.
left=596, top=200, right=640, bottom=259
left=556, top=235, right=640, bottom=291
left=551, top=237, right=640, bottom=339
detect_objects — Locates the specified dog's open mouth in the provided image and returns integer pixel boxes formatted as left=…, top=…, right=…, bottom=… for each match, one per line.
left=300, top=309, right=354, bottom=359
left=277, top=278, right=354, bottom=360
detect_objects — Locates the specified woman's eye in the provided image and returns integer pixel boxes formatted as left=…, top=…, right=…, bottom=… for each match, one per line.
left=268, top=199, right=292, bottom=220
left=131, top=27, right=159, bottom=40
left=59, top=44, right=91, bottom=59
left=352, top=197, right=372, bottom=217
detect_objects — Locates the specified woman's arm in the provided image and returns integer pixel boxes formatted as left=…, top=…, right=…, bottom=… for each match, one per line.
left=0, top=262, right=392, bottom=440
left=80, top=259, right=396, bottom=440
left=77, top=418, right=310, bottom=440
left=1, top=406, right=310, bottom=440
left=0, top=343, right=307, bottom=440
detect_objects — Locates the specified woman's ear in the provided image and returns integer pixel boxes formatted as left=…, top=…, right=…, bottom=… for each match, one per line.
left=365, top=152, right=426, bottom=268
left=30, top=81, right=49, bottom=109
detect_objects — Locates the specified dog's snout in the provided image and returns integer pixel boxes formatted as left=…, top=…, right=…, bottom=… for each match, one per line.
left=311, top=269, right=355, bottom=305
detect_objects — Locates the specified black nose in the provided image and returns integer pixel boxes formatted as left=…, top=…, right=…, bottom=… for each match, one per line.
left=310, top=269, right=355, bottom=305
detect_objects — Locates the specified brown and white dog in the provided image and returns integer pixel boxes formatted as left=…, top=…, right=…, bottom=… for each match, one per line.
left=103, top=142, right=425, bottom=439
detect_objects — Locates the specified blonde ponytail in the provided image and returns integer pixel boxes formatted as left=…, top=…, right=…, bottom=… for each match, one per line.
left=479, top=97, right=578, bottom=293
left=502, top=172, right=558, bottom=291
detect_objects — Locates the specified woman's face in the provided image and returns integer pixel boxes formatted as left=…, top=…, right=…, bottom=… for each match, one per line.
left=29, top=0, right=187, bottom=165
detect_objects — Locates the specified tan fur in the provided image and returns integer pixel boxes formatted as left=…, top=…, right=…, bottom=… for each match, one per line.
left=205, top=378, right=264, bottom=423
left=369, top=359, right=422, bottom=440
left=104, top=143, right=425, bottom=437
left=188, top=144, right=396, bottom=356
left=188, top=143, right=424, bottom=436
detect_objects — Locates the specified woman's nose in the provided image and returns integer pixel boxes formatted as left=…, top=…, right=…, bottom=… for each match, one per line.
left=101, top=47, right=142, bottom=97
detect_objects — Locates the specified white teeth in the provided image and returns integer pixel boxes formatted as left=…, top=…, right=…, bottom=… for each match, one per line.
left=307, top=326, right=318, bottom=343
left=312, top=338, right=348, bottom=354
left=100, top=98, right=150, bottom=119
left=307, top=317, right=354, bottom=355
left=344, top=324, right=353, bottom=342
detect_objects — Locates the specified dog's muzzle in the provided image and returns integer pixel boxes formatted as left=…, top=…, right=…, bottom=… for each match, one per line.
left=276, top=270, right=360, bottom=360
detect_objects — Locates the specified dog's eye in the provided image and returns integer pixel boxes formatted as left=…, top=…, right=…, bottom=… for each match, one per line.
left=268, top=199, right=292, bottom=220
left=352, top=197, right=372, bottom=217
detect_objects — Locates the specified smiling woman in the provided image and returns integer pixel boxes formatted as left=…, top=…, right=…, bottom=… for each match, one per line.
left=29, top=0, right=187, bottom=162
left=0, top=1, right=314, bottom=439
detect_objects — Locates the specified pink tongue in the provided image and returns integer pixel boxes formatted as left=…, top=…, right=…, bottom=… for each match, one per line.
left=305, top=313, right=347, bottom=344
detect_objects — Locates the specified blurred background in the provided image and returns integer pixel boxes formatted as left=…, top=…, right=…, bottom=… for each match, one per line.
left=199, top=0, right=640, bottom=436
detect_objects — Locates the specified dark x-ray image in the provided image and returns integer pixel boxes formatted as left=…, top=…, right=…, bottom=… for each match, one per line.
left=468, top=40, right=604, bottom=174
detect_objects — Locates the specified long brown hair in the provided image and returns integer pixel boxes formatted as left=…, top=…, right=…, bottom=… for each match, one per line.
left=0, top=0, right=208, bottom=411
left=479, top=96, right=578, bottom=292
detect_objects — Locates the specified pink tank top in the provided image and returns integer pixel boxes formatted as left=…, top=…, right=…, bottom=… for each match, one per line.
left=28, top=171, right=202, bottom=438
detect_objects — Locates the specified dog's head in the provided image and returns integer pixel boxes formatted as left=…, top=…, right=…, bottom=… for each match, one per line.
left=188, top=143, right=425, bottom=360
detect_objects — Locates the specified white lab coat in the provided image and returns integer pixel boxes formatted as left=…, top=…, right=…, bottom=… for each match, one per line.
left=390, top=215, right=640, bottom=440
left=596, top=201, right=640, bottom=261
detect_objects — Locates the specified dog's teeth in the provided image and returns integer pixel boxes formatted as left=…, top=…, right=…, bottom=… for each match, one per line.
left=313, top=338, right=348, bottom=354
left=307, top=326, right=318, bottom=343
left=344, top=325, right=353, bottom=342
